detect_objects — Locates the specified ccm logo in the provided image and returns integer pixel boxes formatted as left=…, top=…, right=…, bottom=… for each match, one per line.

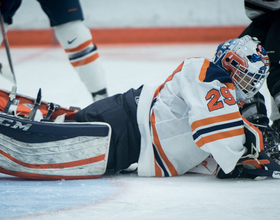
left=0, top=116, right=32, bottom=131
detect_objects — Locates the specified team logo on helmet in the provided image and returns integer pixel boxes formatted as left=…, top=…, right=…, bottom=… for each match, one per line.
left=256, top=44, right=269, bottom=66
left=246, top=45, right=269, bottom=66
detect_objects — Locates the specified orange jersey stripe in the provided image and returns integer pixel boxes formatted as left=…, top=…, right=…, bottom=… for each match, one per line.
left=151, top=111, right=178, bottom=176
left=153, top=62, right=184, bottom=98
left=224, top=82, right=235, bottom=90
left=242, top=116, right=264, bottom=151
left=0, top=149, right=105, bottom=169
left=197, top=59, right=235, bottom=90
left=191, top=111, right=242, bottom=132
left=65, top=39, right=92, bottom=53
left=154, top=160, right=162, bottom=177
left=71, top=53, right=99, bottom=67
left=198, top=59, right=210, bottom=82
left=196, top=127, right=244, bottom=148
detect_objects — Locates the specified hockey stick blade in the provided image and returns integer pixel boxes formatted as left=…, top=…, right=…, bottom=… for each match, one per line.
left=0, top=12, right=17, bottom=85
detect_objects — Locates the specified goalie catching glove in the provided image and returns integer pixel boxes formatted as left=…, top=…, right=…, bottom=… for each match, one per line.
left=216, top=117, right=280, bottom=180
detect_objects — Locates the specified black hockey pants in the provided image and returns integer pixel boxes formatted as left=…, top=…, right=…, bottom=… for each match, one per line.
left=74, top=86, right=142, bottom=173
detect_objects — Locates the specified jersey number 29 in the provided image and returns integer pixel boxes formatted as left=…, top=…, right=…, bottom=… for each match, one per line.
left=206, top=87, right=235, bottom=111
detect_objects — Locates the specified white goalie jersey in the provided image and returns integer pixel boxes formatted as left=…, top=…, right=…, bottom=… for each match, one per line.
left=137, top=58, right=247, bottom=177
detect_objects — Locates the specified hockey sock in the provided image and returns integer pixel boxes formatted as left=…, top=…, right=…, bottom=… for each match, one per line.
left=54, top=20, right=107, bottom=101
left=91, top=88, right=107, bottom=102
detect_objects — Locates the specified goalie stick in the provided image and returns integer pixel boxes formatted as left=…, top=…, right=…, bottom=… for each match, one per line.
left=0, top=11, right=17, bottom=85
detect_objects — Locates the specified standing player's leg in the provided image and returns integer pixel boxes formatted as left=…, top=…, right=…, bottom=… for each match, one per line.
left=0, top=0, right=21, bottom=79
left=38, top=0, right=107, bottom=102
left=0, top=0, right=21, bottom=28
left=264, top=12, right=280, bottom=131
left=54, top=20, right=107, bottom=101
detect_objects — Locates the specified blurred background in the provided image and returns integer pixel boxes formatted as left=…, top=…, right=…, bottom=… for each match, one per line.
left=5, top=0, right=251, bottom=46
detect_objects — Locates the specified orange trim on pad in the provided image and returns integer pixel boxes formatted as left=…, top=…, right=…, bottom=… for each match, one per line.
left=0, top=149, right=105, bottom=169
left=0, top=166, right=102, bottom=180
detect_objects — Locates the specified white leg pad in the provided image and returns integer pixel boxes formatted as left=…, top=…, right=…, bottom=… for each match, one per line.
left=0, top=120, right=111, bottom=180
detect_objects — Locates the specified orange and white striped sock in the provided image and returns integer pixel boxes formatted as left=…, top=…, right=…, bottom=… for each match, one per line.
left=54, top=20, right=107, bottom=101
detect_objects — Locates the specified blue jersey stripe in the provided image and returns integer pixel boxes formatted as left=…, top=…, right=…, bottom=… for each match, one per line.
left=203, top=62, right=232, bottom=84
left=152, top=144, right=170, bottom=177
left=192, top=120, right=244, bottom=141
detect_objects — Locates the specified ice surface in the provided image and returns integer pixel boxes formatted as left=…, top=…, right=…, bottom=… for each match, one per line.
left=0, top=44, right=278, bottom=220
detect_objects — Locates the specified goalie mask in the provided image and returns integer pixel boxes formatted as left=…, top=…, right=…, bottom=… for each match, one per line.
left=213, top=35, right=270, bottom=100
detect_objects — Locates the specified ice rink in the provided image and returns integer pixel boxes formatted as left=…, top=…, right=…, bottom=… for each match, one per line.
left=0, top=44, right=279, bottom=220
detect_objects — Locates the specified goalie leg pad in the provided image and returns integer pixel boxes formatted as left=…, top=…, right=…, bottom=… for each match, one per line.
left=0, top=113, right=111, bottom=180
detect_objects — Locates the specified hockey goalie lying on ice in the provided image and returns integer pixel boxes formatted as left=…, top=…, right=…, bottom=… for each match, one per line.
left=1, top=35, right=280, bottom=181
